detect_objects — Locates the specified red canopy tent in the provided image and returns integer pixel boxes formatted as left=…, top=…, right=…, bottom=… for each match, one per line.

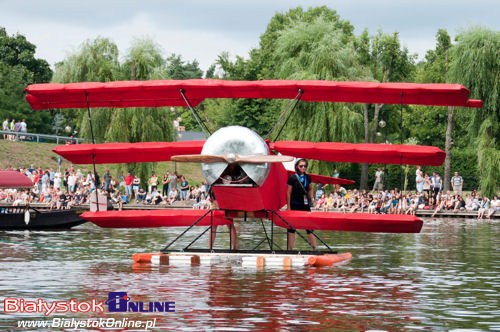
left=0, top=171, right=33, bottom=189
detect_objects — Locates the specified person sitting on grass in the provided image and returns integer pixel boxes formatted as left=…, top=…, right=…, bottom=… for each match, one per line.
left=432, top=197, right=447, bottom=217
left=407, top=196, right=419, bottom=215
left=117, top=191, right=129, bottom=211
left=136, top=188, right=146, bottom=203
left=349, top=197, right=360, bottom=213
left=168, top=187, right=178, bottom=205
left=486, top=195, right=499, bottom=219
left=338, top=197, right=349, bottom=213
left=477, top=196, right=489, bottom=219
left=453, top=196, right=465, bottom=213
left=367, top=199, right=377, bottom=214
left=315, top=194, right=325, bottom=210
left=150, top=186, right=162, bottom=205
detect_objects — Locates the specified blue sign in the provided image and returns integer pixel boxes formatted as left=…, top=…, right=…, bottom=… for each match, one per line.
left=106, top=292, right=175, bottom=313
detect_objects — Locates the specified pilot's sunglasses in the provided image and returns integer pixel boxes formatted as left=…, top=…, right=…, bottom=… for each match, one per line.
left=298, top=165, right=307, bottom=168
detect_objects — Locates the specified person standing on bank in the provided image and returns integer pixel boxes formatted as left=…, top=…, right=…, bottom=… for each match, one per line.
left=286, top=158, right=316, bottom=251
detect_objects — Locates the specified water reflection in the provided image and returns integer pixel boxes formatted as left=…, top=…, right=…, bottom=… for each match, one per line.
left=0, top=218, right=499, bottom=330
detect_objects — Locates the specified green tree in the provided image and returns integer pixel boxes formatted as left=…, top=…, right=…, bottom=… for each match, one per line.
left=449, top=27, right=500, bottom=197
left=166, top=54, right=203, bottom=80
left=204, top=7, right=357, bottom=137
left=107, top=37, right=175, bottom=184
left=416, top=29, right=457, bottom=191
left=0, top=27, right=53, bottom=133
left=356, top=29, right=416, bottom=189
left=163, top=53, right=204, bottom=131
left=0, top=27, right=52, bottom=83
left=52, top=37, right=120, bottom=139
left=272, top=16, right=367, bottom=176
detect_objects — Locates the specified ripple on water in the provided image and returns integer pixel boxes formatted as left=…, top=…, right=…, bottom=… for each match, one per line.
left=0, top=218, right=499, bottom=330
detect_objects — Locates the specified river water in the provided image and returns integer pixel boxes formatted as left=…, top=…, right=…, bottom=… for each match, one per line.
left=1, top=217, right=499, bottom=331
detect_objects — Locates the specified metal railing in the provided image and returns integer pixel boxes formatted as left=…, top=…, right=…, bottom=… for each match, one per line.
left=0, top=130, right=84, bottom=144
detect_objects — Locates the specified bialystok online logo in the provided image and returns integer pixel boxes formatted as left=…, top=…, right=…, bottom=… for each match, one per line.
left=106, top=292, right=175, bottom=313
left=3, top=292, right=175, bottom=316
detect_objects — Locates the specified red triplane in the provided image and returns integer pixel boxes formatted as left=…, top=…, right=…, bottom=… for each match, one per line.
left=25, top=80, right=482, bottom=267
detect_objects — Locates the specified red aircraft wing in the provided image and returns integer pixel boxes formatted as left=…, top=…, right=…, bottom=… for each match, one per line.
left=273, top=211, right=423, bottom=233
left=271, top=141, right=445, bottom=166
left=53, top=141, right=205, bottom=164
left=25, top=79, right=483, bottom=110
left=81, top=210, right=232, bottom=228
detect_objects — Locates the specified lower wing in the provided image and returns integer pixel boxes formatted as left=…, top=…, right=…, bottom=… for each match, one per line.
left=81, top=209, right=232, bottom=228
left=273, top=211, right=423, bottom=233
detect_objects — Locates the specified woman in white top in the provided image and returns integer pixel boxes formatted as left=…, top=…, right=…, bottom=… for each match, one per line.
left=486, top=195, right=499, bottom=219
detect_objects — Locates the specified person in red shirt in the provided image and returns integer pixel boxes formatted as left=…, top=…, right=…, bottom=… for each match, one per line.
left=124, top=172, right=134, bottom=198
left=32, top=170, right=41, bottom=193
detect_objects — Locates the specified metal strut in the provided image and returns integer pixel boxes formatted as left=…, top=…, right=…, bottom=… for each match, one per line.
left=271, top=210, right=313, bottom=251
left=400, top=92, right=404, bottom=189
left=179, top=88, right=212, bottom=137
left=266, top=89, right=303, bottom=141
left=253, top=218, right=282, bottom=251
left=162, top=209, right=212, bottom=251
left=84, top=92, right=100, bottom=211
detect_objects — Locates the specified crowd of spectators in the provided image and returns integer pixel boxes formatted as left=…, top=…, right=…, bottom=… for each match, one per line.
left=313, top=167, right=499, bottom=219
left=1, top=165, right=498, bottom=218
left=313, top=185, right=498, bottom=219
left=0, top=166, right=210, bottom=211
left=2, top=118, right=28, bottom=141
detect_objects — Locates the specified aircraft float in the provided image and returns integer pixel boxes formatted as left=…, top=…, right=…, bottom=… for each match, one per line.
left=25, top=80, right=482, bottom=268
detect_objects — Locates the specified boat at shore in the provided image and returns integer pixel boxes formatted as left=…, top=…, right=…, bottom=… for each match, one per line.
left=0, top=205, right=86, bottom=230
left=0, top=170, right=86, bottom=230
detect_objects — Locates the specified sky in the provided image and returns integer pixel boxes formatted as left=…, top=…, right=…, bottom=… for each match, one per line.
left=1, top=0, right=499, bottom=72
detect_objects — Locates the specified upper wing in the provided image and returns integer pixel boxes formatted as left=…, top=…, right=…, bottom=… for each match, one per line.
left=271, top=141, right=445, bottom=166
left=54, top=141, right=205, bottom=164
left=25, top=79, right=483, bottom=110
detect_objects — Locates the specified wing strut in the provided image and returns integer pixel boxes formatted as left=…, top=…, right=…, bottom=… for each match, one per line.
left=84, top=92, right=101, bottom=211
left=179, top=88, right=212, bottom=137
left=266, top=89, right=303, bottom=141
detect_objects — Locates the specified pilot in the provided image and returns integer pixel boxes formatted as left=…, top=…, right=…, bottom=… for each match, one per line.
left=218, top=164, right=253, bottom=185
left=286, top=158, right=317, bottom=251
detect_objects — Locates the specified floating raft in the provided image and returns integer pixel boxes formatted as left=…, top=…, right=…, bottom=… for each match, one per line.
left=132, top=252, right=352, bottom=268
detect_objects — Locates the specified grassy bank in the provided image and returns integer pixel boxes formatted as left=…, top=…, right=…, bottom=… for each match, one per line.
left=0, top=140, right=205, bottom=185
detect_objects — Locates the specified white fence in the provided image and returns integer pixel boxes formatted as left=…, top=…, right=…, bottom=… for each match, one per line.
left=0, top=130, right=84, bottom=144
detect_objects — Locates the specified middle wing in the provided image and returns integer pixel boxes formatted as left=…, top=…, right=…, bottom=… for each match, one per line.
left=271, top=141, right=445, bottom=166
left=54, top=141, right=205, bottom=164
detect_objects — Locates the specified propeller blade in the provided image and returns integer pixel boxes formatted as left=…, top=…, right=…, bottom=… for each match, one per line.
left=172, top=154, right=294, bottom=164
left=235, top=155, right=294, bottom=164
left=171, top=154, right=227, bottom=163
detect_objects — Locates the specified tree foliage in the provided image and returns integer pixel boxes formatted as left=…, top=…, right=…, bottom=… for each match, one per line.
left=51, top=36, right=206, bottom=185
left=0, top=27, right=53, bottom=133
left=2, top=12, right=498, bottom=194
left=449, top=27, right=500, bottom=197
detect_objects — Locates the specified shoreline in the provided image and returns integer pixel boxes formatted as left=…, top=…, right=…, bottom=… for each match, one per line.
left=2, top=202, right=497, bottom=219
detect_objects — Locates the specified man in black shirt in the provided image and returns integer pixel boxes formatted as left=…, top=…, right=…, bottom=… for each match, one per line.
left=286, top=158, right=316, bottom=250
